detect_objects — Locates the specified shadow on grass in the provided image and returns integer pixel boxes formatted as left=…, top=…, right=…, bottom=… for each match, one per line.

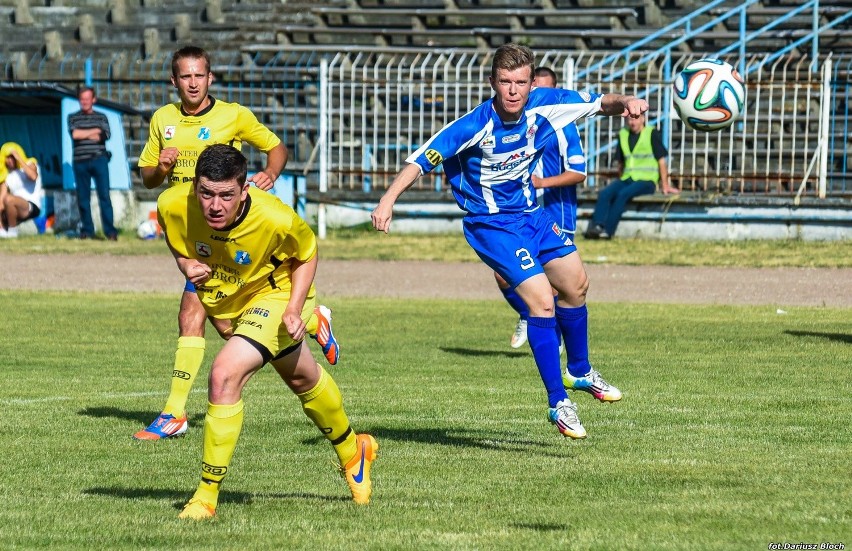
left=77, top=406, right=205, bottom=427
left=82, top=487, right=348, bottom=510
left=784, top=330, right=852, bottom=344
left=303, top=427, right=580, bottom=458
left=439, top=346, right=528, bottom=358
left=512, top=522, right=570, bottom=532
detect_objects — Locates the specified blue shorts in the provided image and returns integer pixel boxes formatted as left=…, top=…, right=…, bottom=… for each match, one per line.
left=184, top=280, right=196, bottom=293
left=463, top=209, right=576, bottom=289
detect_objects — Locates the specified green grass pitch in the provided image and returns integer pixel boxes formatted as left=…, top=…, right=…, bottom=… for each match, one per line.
left=0, top=291, right=849, bottom=550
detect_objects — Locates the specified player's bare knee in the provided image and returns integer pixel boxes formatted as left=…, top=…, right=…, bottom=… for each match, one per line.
left=528, top=296, right=556, bottom=317
left=208, top=366, right=241, bottom=402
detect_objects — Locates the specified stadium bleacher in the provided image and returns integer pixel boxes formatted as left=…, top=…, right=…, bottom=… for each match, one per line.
left=0, top=0, right=852, bottom=68
left=0, top=0, right=849, bottom=214
left=2, top=0, right=850, bottom=70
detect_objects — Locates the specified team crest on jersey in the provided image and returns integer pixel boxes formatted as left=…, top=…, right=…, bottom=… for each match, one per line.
left=195, top=241, right=212, bottom=257
left=197, top=127, right=211, bottom=140
left=579, top=91, right=592, bottom=102
left=164, top=126, right=176, bottom=140
left=234, top=250, right=251, bottom=265
left=479, top=136, right=496, bottom=149
left=424, top=149, right=443, bottom=166
left=502, top=134, right=521, bottom=144
left=526, top=124, right=538, bottom=139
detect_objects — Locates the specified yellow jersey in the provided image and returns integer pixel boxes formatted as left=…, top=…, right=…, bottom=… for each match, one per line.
left=138, top=96, right=281, bottom=186
left=157, top=183, right=317, bottom=319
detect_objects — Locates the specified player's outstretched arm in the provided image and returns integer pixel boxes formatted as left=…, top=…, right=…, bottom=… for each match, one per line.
left=599, top=94, right=649, bottom=118
left=371, top=163, right=422, bottom=234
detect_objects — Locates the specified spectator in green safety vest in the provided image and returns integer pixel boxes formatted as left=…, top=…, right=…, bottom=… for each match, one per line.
left=584, top=113, right=678, bottom=239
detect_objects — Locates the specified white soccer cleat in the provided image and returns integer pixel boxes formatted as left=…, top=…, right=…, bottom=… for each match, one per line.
left=547, top=398, right=586, bottom=439
left=563, top=368, right=622, bottom=402
left=510, top=318, right=528, bottom=349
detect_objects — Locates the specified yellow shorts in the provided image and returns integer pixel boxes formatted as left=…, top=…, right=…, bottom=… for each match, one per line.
left=227, top=292, right=317, bottom=363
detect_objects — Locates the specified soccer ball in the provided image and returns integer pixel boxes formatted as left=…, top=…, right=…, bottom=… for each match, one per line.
left=672, top=59, right=746, bottom=132
left=136, top=219, right=162, bottom=240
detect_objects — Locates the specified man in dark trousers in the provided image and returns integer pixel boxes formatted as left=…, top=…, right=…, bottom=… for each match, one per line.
left=68, top=86, right=117, bottom=240
left=584, top=113, right=678, bottom=240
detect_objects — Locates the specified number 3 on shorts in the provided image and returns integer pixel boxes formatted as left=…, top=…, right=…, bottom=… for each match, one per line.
left=516, top=248, right=535, bottom=270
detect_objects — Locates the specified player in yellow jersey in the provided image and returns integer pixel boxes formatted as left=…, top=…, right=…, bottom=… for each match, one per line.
left=135, top=46, right=339, bottom=440
left=158, top=144, right=378, bottom=519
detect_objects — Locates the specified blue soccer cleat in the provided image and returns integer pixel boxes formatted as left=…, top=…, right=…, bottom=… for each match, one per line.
left=133, top=412, right=188, bottom=440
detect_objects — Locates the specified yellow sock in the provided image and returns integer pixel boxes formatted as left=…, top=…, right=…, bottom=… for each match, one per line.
left=193, top=400, right=245, bottom=507
left=163, top=336, right=205, bottom=416
left=297, top=367, right=357, bottom=465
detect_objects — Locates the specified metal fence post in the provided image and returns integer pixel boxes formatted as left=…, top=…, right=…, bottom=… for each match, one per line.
left=318, top=56, right=329, bottom=239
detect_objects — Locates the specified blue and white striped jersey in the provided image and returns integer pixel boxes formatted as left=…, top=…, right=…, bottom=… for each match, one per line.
left=536, top=122, right=586, bottom=234
left=406, top=87, right=600, bottom=215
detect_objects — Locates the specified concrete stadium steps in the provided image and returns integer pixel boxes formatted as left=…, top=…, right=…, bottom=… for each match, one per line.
left=311, top=6, right=641, bottom=31
left=3, top=0, right=851, bottom=70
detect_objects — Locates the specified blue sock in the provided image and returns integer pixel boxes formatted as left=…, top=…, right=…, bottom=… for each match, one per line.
left=501, top=287, right=529, bottom=319
left=527, top=316, right=568, bottom=408
left=553, top=296, right=562, bottom=347
left=555, top=304, right=592, bottom=378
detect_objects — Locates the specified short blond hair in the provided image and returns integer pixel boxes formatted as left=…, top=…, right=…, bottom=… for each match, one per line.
left=491, top=43, right=535, bottom=80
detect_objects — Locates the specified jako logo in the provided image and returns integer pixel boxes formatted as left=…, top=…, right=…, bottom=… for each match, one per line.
left=172, top=370, right=191, bottom=380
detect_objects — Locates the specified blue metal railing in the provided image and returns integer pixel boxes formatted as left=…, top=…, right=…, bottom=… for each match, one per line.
left=739, top=9, right=852, bottom=75
left=577, top=0, right=759, bottom=83
left=578, top=0, right=846, bottom=188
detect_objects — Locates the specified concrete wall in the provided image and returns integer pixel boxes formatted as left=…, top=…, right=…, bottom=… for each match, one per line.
left=302, top=201, right=852, bottom=241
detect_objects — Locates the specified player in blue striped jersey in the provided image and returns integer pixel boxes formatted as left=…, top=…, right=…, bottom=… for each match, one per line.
left=497, top=66, right=587, bottom=351
left=372, top=43, right=645, bottom=439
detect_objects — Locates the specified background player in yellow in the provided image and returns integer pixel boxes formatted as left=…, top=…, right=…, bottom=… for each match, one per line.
left=158, top=144, right=378, bottom=519
left=135, top=46, right=339, bottom=440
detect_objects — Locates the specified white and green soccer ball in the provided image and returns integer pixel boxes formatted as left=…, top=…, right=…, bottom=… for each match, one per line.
left=673, top=58, right=746, bottom=132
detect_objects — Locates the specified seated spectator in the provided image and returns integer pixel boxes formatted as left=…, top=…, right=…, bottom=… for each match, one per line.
left=0, top=142, right=43, bottom=239
left=584, top=113, right=678, bottom=240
